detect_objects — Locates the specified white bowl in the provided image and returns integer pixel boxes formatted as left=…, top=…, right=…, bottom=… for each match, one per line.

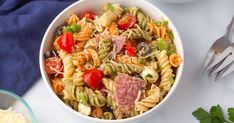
left=155, top=0, right=196, bottom=3
left=39, top=0, right=184, bottom=123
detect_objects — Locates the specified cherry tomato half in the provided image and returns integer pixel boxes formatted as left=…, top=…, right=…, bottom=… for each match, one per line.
left=117, top=14, right=136, bottom=30
left=82, top=69, right=104, bottom=90
left=126, top=47, right=136, bottom=56
left=124, top=41, right=136, bottom=56
left=57, top=32, right=74, bottom=52
left=45, top=56, right=63, bottom=74
left=81, top=11, right=96, bottom=20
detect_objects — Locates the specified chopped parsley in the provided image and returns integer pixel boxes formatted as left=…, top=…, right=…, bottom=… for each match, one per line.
left=156, top=38, right=168, bottom=51
left=156, top=20, right=168, bottom=26
left=169, top=75, right=175, bottom=84
left=168, top=30, right=174, bottom=40
left=162, top=20, right=169, bottom=26
left=63, top=23, right=81, bottom=33
left=138, top=57, right=146, bottom=64
left=79, top=92, right=87, bottom=105
left=111, top=69, right=117, bottom=76
left=106, top=3, right=114, bottom=12
left=146, top=74, right=153, bottom=78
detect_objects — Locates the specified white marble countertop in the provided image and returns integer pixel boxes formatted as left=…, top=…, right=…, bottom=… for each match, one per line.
left=24, top=0, right=234, bottom=122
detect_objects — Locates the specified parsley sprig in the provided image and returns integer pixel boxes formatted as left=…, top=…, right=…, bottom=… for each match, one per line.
left=105, top=3, right=114, bottom=12
left=193, top=105, right=234, bottom=123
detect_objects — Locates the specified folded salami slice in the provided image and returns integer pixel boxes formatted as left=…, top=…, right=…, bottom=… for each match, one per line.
left=114, top=73, right=146, bottom=112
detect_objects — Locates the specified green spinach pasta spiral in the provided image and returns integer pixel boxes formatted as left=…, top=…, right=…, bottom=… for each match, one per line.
left=63, top=80, right=83, bottom=101
left=100, top=62, right=144, bottom=75
left=149, top=40, right=158, bottom=60
left=121, top=28, right=152, bottom=41
left=64, top=99, right=79, bottom=111
left=98, top=38, right=112, bottom=62
left=73, top=71, right=84, bottom=86
left=102, top=78, right=116, bottom=109
left=106, top=93, right=116, bottom=109
left=84, top=87, right=106, bottom=107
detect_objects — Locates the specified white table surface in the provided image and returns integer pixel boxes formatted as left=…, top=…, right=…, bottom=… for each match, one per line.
left=24, top=0, right=234, bottom=122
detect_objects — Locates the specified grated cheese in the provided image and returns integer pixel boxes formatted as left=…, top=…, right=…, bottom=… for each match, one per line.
left=144, top=50, right=160, bottom=59
left=0, top=108, right=26, bottom=123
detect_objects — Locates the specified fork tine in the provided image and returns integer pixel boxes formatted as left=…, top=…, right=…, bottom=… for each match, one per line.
left=206, top=47, right=233, bottom=69
left=211, top=54, right=234, bottom=74
left=206, top=53, right=227, bottom=70
left=215, top=61, right=234, bottom=80
left=208, top=59, right=224, bottom=77
left=204, top=50, right=215, bottom=68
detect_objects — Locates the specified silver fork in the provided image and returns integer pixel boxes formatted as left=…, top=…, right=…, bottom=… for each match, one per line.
left=204, top=17, right=234, bottom=73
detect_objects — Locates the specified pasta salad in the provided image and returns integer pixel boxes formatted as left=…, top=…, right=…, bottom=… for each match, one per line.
left=44, top=3, right=182, bottom=120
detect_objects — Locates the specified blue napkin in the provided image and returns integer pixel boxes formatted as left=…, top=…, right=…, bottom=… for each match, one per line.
left=0, top=0, right=77, bottom=96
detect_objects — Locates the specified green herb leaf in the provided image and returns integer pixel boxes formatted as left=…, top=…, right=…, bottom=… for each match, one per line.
left=138, top=57, right=145, bottom=64
left=79, top=92, right=87, bottom=105
left=155, top=20, right=168, bottom=26
left=63, top=23, right=81, bottom=33
left=111, top=69, right=117, bottom=76
left=70, top=23, right=81, bottom=33
left=228, top=108, right=234, bottom=122
left=201, top=117, right=212, bottom=123
left=162, top=20, right=168, bottom=26
left=156, top=38, right=168, bottom=51
left=146, top=74, right=153, bottom=78
left=63, top=26, right=73, bottom=33
left=106, top=3, right=114, bottom=12
left=169, top=75, right=175, bottom=84
left=211, top=118, right=223, bottom=123
left=210, top=105, right=225, bottom=122
left=192, top=108, right=210, bottom=120
left=168, top=30, right=174, bottom=40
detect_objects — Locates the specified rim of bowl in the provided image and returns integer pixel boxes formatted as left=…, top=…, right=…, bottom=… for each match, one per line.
left=0, top=89, right=36, bottom=123
left=39, top=0, right=184, bottom=122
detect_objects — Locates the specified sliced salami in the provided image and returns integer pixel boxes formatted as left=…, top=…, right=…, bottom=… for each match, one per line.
left=112, top=36, right=126, bottom=53
left=114, top=73, right=146, bottom=112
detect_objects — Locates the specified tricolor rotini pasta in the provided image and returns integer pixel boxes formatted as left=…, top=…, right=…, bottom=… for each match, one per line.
left=44, top=3, right=182, bottom=120
left=157, top=50, right=174, bottom=93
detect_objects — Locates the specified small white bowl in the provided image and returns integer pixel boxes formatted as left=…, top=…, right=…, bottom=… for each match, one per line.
left=39, top=0, right=184, bottom=123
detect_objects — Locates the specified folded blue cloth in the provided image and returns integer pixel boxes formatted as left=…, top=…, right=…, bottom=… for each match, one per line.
left=0, top=0, right=77, bottom=96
